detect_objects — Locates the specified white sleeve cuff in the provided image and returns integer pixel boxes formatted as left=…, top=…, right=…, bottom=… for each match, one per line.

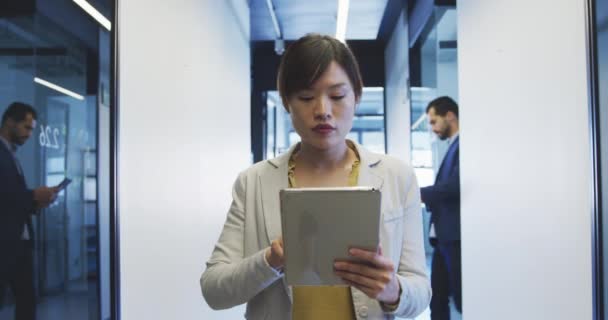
left=382, top=276, right=409, bottom=315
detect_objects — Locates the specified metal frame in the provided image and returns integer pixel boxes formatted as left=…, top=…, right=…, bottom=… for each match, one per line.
left=586, top=0, right=604, bottom=319
left=110, top=0, right=121, bottom=318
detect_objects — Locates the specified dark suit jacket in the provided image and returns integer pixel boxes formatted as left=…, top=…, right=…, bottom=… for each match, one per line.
left=0, top=140, right=35, bottom=285
left=421, top=137, right=460, bottom=242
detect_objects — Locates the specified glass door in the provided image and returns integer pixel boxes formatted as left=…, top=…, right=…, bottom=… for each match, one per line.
left=0, top=1, right=115, bottom=318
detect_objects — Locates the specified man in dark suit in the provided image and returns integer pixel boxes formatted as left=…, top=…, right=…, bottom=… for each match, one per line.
left=0, top=102, right=58, bottom=320
left=420, top=96, right=461, bottom=320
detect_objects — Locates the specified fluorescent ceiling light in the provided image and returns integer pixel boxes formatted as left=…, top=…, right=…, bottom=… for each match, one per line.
left=73, top=0, right=112, bottom=31
left=411, top=87, right=432, bottom=92
left=34, top=77, right=85, bottom=101
left=336, top=0, right=350, bottom=42
left=265, top=0, right=282, bottom=39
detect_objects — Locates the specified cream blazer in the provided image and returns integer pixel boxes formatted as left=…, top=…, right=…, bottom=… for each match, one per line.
left=201, top=142, right=431, bottom=319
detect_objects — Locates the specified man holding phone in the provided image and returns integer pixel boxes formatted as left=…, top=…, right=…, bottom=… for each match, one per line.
left=0, top=102, right=59, bottom=320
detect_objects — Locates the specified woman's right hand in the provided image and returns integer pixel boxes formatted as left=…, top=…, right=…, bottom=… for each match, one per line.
left=265, top=237, right=285, bottom=270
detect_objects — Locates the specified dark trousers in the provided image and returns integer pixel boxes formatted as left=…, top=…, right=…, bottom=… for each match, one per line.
left=7, top=240, right=36, bottom=320
left=430, top=240, right=461, bottom=320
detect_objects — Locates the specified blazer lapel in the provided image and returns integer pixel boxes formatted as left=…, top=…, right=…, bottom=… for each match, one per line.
left=354, top=142, right=384, bottom=192
left=0, top=139, right=24, bottom=180
left=259, top=146, right=293, bottom=244
left=436, top=137, right=459, bottom=182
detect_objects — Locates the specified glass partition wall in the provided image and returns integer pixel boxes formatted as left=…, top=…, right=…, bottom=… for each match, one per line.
left=0, top=1, right=116, bottom=319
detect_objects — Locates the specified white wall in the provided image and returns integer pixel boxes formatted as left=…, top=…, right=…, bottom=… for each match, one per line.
left=458, top=1, right=592, bottom=319
left=118, top=0, right=251, bottom=319
left=385, top=9, right=411, bottom=162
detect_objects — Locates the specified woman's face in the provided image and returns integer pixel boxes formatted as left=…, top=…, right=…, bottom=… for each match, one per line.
left=287, top=61, right=357, bottom=151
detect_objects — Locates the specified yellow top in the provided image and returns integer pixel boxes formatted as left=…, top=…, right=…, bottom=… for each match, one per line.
left=288, top=142, right=360, bottom=320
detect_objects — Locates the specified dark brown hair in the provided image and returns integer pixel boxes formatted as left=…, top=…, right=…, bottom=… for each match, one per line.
left=277, top=33, right=363, bottom=109
left=426, top=96, right=459, bottom=118
left=2, top=101, right=37, bottom=125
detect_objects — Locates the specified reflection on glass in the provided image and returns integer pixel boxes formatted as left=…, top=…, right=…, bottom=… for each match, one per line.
left=265, top=87, right=386, bottom=159
left=0, top=0, right=112, bottom=319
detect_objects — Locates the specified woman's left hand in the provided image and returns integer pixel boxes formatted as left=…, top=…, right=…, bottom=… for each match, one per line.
left=333, top=246, right=401, bottom=304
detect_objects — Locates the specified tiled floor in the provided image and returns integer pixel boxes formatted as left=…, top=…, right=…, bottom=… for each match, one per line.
left=0, top=280, right=98, bottom=320
left=0, top=293, right=96, bottom=320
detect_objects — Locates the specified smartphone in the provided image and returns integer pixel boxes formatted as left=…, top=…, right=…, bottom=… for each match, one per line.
left=56, top=178, right=72, bottom=191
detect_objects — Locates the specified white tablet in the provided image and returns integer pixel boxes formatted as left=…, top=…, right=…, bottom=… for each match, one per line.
left=279, top=187, right=381, bottom=286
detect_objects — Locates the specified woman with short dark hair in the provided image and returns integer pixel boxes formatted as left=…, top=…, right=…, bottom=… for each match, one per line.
left=201, top=34, right=430, bottom=320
